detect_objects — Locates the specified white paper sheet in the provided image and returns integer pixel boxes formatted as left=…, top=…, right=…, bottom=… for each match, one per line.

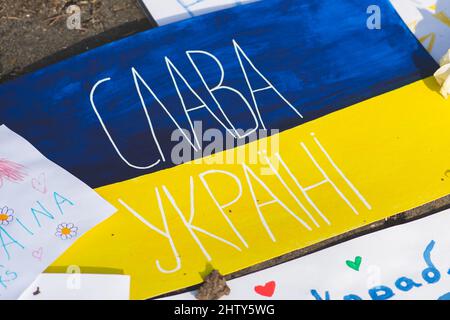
left=0, top=125, right=116, bottom=299
left=140, top=0, right=257, bottom=25
left=164, top=209, right=450, bottom=300
left=18, top=274, right=130, bottom=300
left=386, top=0, right=450, bottom=61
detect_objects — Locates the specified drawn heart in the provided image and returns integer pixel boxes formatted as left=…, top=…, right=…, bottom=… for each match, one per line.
left=346, top=256, right=362, bottom=271
left=32, top=247, right=43, bottom=261
left=31, top=173, right=47, bottom=194
left=254, top=281, right=276, bottom=297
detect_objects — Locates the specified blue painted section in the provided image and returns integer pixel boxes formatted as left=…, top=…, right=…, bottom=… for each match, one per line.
left=438, top=292, right=450, bottom=300
left=0, top=0, right=437, bottom=187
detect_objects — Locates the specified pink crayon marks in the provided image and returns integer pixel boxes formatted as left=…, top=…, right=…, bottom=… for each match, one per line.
left=0, top=159, right=27, bottom=188
left=31, top=173, right=47, bottom=194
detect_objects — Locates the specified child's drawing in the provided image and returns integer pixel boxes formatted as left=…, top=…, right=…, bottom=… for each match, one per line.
left=0, top=206, right=14, bottom=226
left=55, top=223, right=78, bottom=240
left=0, top=159, right=26, bottom=188
left=0, top=125, right=115, bottom=300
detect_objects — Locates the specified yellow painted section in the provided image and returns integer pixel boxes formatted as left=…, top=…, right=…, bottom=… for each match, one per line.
left=50, top=77, right=450, bottom=299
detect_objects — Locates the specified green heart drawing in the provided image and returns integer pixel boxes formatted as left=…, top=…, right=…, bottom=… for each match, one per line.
left=346, top=256, right=362, bottom=271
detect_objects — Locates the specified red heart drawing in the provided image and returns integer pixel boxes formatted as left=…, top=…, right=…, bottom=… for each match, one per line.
left=254, top=281, right=276, bottom=297
left=31, top=173, right=47, bottom=194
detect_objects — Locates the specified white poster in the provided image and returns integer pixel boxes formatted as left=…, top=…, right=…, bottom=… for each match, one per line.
left=19, top=274, right=130, bottom=300
left=165, top=209, right=450, bottom=300
left=0, top=125, right=116, bottom=299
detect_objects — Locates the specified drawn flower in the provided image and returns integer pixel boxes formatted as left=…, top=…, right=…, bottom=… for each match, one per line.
left=55, top=223, right=78, bottom=240
left=0, top=206, right=14, bottom=226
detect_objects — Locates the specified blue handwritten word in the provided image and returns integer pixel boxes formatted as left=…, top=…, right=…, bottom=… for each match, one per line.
left=310, top=240, right=448, bottom=300
left=0, top=192, right=74, bottom=262
left=310, top=289, right=330, bottom=300
left=438, top=292, right=450, bottom=300
left=0, top=265, right=17, bottom=289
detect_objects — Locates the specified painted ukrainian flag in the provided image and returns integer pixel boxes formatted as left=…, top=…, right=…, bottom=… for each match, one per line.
left=0, top=0, right=448, bottom=299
